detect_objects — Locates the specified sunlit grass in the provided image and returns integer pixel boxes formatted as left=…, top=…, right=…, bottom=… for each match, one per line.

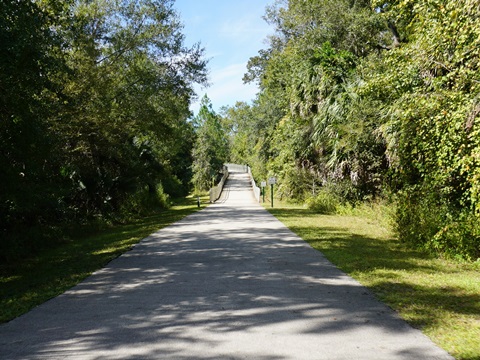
left=0, top=195, right=209, bottom=323
left=266, top=200, right=480, bottom=360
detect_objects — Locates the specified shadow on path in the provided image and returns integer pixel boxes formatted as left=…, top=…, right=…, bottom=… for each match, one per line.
left=0, top=172, right=454, bottom=359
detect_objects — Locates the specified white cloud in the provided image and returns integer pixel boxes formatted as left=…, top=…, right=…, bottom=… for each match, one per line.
left=211, top=63, right=246, bottom=83
left=210, top=63, right=258, bottom=102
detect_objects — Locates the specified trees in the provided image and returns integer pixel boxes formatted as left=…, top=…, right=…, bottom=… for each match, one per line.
left=374, top=0, right=480, bottom=259
left=239, top=0, right=389, bottom=201
left=57, top=0, right=208, bottom=216
left=191, top=95, right=229, bottom=191
left=1, top=0, right=71, bottom=256
left=234, top=0, right=480, bottom=259
left=1, top=0, right=207, bottom=260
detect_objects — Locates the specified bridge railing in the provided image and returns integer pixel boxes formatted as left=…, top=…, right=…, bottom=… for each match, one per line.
left=224, top=163, right=247, bottom=173
left=209, top=166, right=229, bottom=203
left=210, top=163, right=260, bottom=203
left=247, top=166, right=261, bottom=203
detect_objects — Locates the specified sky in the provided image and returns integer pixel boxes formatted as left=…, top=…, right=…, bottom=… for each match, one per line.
left=173, top=0, right=275, bottom=114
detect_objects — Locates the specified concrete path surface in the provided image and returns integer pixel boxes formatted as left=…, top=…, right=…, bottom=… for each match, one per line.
left=0, top=172, right=454, bottom=360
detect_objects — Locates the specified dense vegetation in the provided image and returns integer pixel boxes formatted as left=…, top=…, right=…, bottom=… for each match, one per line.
left=1, top=0, right=208, bottom=261
left=223, top=0, right=480, bottom=261
left=3, top=0, right=479, bottom=263
left=191, top=95, right=229, bottom=191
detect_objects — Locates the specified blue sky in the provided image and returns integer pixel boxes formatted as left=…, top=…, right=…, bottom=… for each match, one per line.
left=173, top=0, right=274, bottom=114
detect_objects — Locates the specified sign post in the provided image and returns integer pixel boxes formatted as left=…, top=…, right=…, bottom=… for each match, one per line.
left=261, top=181, right=267, bottom=203
left=268, top=177, right=276, bottom=208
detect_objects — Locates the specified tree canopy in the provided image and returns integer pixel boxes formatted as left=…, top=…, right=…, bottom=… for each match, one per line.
left=191, top=95, right=229, bottom=191
left=3, top=0, right=479, bottom=261
left=225, top=0, right=480, bottom=260
left=1, top=0, right=207, bottom=260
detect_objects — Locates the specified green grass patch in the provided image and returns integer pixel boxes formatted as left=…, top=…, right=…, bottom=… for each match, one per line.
left=0, top=195, right=209, bottom=323
left=266, top=200, right=480, bottom=360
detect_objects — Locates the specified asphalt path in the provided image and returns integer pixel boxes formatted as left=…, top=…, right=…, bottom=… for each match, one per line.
left=0, top=172, right=454, bottom=359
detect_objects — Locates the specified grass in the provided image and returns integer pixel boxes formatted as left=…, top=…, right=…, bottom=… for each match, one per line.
left=2, top=192, right=479, bottom=359
left=266, top=200, right=480, bottom=360
left=0, top=195, right=209, bottom=324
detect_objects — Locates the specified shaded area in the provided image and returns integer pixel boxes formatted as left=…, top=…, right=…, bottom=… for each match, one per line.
left=0, top=173, right=454, bottom=359
left=0, top=196, right=208, bottom=323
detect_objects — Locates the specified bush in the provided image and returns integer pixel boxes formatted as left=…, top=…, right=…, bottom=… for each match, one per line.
left=0, top=224, right=64, bottom=262
left=118, top=183, right=171, bottom=219
left=306, top=188, right=340, bottom=214
left=163, top=175, right=188, bottom=198
left=431, top=214, right=480, bottom=261
left=328, top=179, right=364, bottom=204
left=395, top=190, right=444, bottom=249
left=395, top=188, right=480, bottom=261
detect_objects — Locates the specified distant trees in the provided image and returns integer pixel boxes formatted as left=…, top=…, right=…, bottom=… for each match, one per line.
left=192, top=95, right=229, bottom=191
left=1, top=0, right=207, bottom=260
left=225, top=0, right=480, bottom=260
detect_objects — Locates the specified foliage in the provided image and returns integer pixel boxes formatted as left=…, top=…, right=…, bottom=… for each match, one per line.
left=395, top=187, right=480, bottom=261
left=1, top=0, right=72, bottom=259
left=58, top=0, right=206, bottom=216
left=227, top=0, right=480, bottom=260
left=191, top=95, right=230, bottom=191
left=1, top=0, right=207, bottom=261
left=379, top=0, right=480, bottom=260
left=238, top=0, right=390, bottom=204
left=305, top=188, right=340, bottom=214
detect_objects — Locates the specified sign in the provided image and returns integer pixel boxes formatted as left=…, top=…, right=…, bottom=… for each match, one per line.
left=261, top=181, right=267, bottom=187
left=268, top=177, right=276, bottom=185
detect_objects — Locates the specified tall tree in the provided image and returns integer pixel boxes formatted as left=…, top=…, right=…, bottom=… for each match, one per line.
left=1, top=0, right=208, bottom=259
left=242, top=0, right=388, bottom=200
left=0, top=0, right=71, bottom=256
left=192, top=95, right=229, bottom=191
left=56, top=0, right=208, bottom=215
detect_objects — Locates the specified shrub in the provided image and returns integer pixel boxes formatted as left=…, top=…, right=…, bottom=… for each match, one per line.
left=431, top=214, right=480, bottom=261
left=306, top=188, right=340, bottom=214
left=118, top=183, right=170, bottom=219
left=162, top=176, right=188, bottom=198
left=395, top=188, right=480, bottom=261
left=395, top=189, right=444, bottom=250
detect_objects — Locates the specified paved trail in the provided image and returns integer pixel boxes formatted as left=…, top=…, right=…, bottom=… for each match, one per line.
left=0, top=172, right=454, bottom=359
